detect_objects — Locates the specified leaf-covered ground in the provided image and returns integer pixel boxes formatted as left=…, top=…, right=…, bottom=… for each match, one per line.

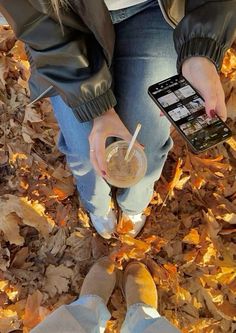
left=0, top=26, right=236, bottom=333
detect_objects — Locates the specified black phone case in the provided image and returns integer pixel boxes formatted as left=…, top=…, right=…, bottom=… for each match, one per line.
left=148, top=75, right=232, bottom=154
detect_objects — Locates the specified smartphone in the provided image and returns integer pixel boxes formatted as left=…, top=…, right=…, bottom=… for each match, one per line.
left=148, top=75, right=232, bottom=154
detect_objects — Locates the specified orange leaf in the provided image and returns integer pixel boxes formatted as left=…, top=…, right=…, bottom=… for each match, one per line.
left=23, top=290, right=50, bottom=330
left=219, top=228, right=236, bottom=235
left=163, top=263, right=178, bottom=279
left=120, top=235, right=150, bottom=252
left=143, top=235, right=168, bottom=253
left=226, top=136, right=236, bottom=151
left=221, top=48, right=236, bottom=77
left=192, top=176, right=206, bottom=190
left=7, top=299, right=26, bottom=319
left=191, top=155, right=231, bottom=172
left=116, top=216, right=134, bottom=234
left=165, top=158, right=186, bottom=199
left=183, top=228, right=200, bottom=245
left=110, top=236, right=152, bottom=268
left=143, top=206, right=152, bottom=216
left=143, top=235, right=158, bottom=244
left=52, top=178, right=74, bottom=200
left=52, top=187, right=68, bottom=201
left=110, top=246, right=130, bottom=269
left=216, top=300, right=236, bottom=320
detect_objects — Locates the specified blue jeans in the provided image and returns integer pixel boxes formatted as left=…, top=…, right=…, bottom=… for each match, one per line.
left=31, top=295, right=181, bottom=333
left=51, top=0, right=177, bottom=216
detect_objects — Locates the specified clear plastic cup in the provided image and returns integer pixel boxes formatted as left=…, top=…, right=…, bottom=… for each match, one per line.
left=105, top=140, right=147, bottom=188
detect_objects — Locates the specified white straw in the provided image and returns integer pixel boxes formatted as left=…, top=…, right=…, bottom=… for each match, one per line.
left=125, top=123, right=142, bottom=161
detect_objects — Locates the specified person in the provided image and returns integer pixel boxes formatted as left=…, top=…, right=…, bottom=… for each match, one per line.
left=0, top=0, right=235, bottom=239
left=30, top=257, right=181, bottom=333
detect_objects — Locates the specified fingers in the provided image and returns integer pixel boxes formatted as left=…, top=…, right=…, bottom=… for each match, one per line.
left=203, top=90, right=217, bottom=119
left=201, top=80, right=227, bottom=121
left=89, top=129, right=144, bottom=177
left=215, top=82, right=227, bottom=121
left=193, top=76, right=217, bottom=119
left=89, top=142, right=103, bottom=177
left=94, top=134, right=107, bottom=176
left=89, top=132, right=106, bottom=177
left=89, top=109, right=145, bottom=177
left=182, top=57, right=227, bottom=122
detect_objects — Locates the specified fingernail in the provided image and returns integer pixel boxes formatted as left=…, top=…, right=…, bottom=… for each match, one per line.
left=102, top=170, right=106, bottom=176
left=160, top=112, right=164, bottom=117
left=209, top=109, right=215, bottom=118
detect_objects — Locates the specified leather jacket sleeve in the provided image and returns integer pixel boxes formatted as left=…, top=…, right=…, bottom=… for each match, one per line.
left=174, top=0, right=236, bottom=72
left=0, top=0, right=116, bottom=122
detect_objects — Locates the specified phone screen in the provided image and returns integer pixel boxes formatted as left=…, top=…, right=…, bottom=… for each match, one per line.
left=148, top=75, right=232, bottom=153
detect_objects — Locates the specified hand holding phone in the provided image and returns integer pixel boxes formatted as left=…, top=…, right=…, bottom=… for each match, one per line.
left=182, top=57, right=227, bottom=122
left=148, top=75, right=232, bottom=154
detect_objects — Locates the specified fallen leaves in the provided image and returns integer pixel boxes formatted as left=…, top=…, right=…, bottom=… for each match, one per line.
left=183, top=228, right=200, bottom=245
left=116, top=216, right=134, bottom=234
left=44, top=265, right=73, bottom=298
left=66, top=229, right=92, bottom=261
left=23, top=290, right=50, bottom=331
left=190, top=155, right=231, bottom=172
left=221, top=48, right=236, bottom=77
left=0, top=308, right=20, bottom=333
left=165, top=158, right=187, bottom=199
left=0, top=195, right=55, bottom=244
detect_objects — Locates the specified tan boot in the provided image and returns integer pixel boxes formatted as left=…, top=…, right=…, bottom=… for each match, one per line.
left=80, top=257, right=116, bottom=304
left=123, top=262, right=158, bottom=308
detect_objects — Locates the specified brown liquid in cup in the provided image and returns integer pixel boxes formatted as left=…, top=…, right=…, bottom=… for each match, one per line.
left=105, top=141, right=147, bottom=188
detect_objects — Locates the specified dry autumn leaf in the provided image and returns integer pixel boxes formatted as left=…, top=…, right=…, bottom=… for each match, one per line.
left=146, top=257, right=170, bottom=285
left=120, top=235, right=151, bottom=252
left=116, top=216, right=134, bottom=234
left=44, top=265, right=73, bottom=298
left=0, top=195, right=55, bottom=240
left=0, top=26, right=16, bottom=52
left=200, top=287, right=236, bottom=321
left=0, top=309, right=21, bottom=333
left=221, top=48, right=236, bottom=77
left=191, top=155, right=231, bottom=172
left=23, top=290, right=50, bottom=331
left=0, top=213, right=24, bottom=245
left=11, top=247, right=29, bottom=268
left=183, top=228, right=200, bottom=245
left=52, top=180, right=75, bottom=200
left=166, top=158, right=183, bottom=198
left=203, top=209, right=221, bottom=243
left=66, top=229, right=92, bottom=261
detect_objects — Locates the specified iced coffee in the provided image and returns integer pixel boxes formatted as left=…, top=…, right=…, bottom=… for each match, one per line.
left=105, top=140, right=147, bottom=188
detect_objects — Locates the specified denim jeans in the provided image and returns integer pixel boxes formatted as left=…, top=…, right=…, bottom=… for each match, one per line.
left=51, top=0, right=177, bottom=216
left=31, top=295, right=181, bottom=333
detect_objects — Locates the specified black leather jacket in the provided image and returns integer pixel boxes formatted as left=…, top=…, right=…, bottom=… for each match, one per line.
left=0, top=0, right=235, bottom=122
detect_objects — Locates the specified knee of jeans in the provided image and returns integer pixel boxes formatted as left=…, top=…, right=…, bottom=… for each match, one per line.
left=68, top=156, right=93, bottom=176
left=57, top=133, right=92, bottom=176
left=57, top=133, right=70, bottom=155
left=146, top=136, right=173, bottom=173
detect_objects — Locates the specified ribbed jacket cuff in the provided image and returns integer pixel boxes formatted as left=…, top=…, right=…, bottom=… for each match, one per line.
left=177, top=38, right=226, bottom=73
left=72, top=89, right=117, bottom=122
